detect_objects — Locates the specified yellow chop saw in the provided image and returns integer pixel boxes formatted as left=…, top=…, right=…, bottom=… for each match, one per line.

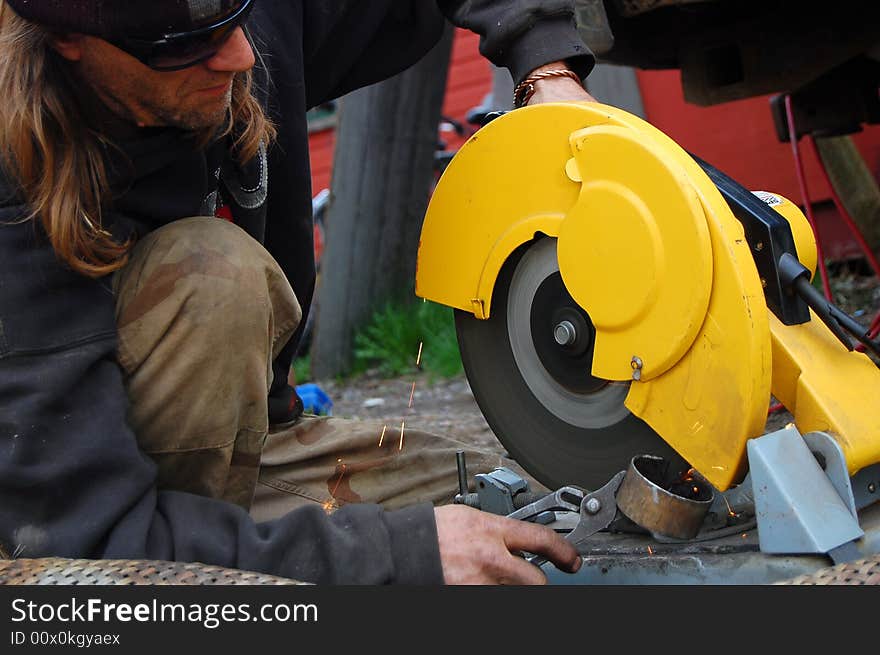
left=416, top=103, right=880, bottom=583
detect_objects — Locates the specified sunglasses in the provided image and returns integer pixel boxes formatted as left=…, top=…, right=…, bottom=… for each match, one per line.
left=108, top=0, right=255, bottom=72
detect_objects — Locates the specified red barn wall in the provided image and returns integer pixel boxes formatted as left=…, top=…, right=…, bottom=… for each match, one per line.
left=636, top=69, right=880, bottom=259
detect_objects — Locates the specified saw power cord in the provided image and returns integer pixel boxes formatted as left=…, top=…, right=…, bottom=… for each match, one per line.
left=807, top=138, right=880, bottom=345
left=784, top=94, right=834, bottom=300
left=651, top=518, right=758, bottom=545
left=766, top=95, right=880, bottom=415
left=785, top=96, right=880, bottom=345
left=784, top=94, right=880, bottom=341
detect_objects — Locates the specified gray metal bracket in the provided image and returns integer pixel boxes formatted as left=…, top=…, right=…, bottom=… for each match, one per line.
left=474, top=467, right=530, bottom=515
left=747, top=426, right=864, bottom=559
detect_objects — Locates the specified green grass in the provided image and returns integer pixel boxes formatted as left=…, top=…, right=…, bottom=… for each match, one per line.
left=291, top=354, right=312, bottom=384
left=352, top=300, right=463, bottom=379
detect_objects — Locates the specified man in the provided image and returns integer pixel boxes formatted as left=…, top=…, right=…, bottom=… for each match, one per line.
left=0, top=0, right=597, bottom=584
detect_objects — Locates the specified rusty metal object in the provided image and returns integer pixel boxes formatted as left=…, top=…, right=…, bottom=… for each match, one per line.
left=776, top=554, right=880, bottom=585
left=0, top=558, right=307, bottom=586
left=616, top=455, right=714, bottom=540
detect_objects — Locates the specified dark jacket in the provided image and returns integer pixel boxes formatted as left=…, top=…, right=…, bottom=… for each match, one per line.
left=0, top=1, right=593, bottom=584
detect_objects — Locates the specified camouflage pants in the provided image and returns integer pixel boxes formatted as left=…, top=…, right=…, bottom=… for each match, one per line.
left=113, top=217, right=539, bottom=521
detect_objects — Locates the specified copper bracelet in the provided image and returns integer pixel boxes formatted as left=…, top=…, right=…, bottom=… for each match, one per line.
left=513, top=69, right=583, bottom=108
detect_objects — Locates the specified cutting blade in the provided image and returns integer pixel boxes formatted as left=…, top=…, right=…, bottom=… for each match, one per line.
left=456, top=237, right=687, bottom=490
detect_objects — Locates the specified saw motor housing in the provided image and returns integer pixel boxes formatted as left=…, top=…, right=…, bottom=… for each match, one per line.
left=416, top=102, right=880, bottom=491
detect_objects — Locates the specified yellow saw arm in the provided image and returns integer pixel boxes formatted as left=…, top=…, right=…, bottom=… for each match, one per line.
left=416, top=102, right=880, bottom=490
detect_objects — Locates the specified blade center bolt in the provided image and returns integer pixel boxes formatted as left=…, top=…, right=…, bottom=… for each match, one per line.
left=554, top=320, right=577, bottom=346
left=585, top=498, right=601, bottom=514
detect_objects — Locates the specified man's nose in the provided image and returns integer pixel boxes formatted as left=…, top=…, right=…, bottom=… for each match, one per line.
left=205, top=27, right=255, bottom=72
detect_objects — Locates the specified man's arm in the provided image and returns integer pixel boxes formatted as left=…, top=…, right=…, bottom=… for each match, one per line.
left=0, top=327, right=442, bottom=585
left=437, top=0, right=597, bottom=103
left=291, top=0, right=597, bottom=109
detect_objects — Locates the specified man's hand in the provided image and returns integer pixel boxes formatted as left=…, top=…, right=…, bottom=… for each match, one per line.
left=434, top=504, right=582, bottom=584
left=525, top=61, right=597, bottom=105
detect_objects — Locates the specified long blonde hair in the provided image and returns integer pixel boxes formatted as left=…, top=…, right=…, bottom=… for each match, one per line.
left=0, top=3, right=276, bottom=277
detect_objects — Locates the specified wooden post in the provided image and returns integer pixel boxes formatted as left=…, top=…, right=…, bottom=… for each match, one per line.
left=813, top=135, right=880, bottom=257
left=310, top=26, right=454, bottom=379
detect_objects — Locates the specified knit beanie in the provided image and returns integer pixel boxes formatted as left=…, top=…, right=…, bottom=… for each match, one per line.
left=5, top=0, right=247, bottom=39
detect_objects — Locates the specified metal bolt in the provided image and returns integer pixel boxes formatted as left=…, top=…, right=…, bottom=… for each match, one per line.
left=631, top=356, right=643, bottom=381
left=455, top=450, right=468, bottom=497
left=869, top=482, right=877, bottom=494
left=554, top=320, right=577, bottom=346
left=760, top=278, right=767, bottom=288
left=755, top=242, right=764, bottom=252
left=585, top=498, right=601, bottom=514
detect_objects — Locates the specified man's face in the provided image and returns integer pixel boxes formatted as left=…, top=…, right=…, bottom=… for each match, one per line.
left=55, top=27, right=256, bottom=130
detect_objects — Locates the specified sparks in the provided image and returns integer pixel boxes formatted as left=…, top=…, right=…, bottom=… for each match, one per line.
left=416, top=341, right=424, bottom=367
left=647, top=546, right=654, bottom=556
left=322, top=499, right=338, bottom=514
left=330, top=462, right=347, bottom=497
left=722, top=495, right=737, bottom=518
left=677, top=467, right=697, bottom=486
left=378, top=425, right=387, bottom=447
left=741, top=533, right=748, bottom=539
left=408, top=381, right=417, bottom=408
left=398, top=420, right=406, bottom=451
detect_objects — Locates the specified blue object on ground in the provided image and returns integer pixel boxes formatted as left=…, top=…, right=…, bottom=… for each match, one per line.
left=296, top=383, right=333, bottom=416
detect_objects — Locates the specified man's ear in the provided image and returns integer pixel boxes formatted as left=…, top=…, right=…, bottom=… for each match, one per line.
left=47, top=33, right=85, bottom=62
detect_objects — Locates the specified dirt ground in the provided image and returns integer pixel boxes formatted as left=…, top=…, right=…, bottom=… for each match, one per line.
left=317, top=370, right=795, bottom=460
left=320, top=372, right=506, bottom=455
